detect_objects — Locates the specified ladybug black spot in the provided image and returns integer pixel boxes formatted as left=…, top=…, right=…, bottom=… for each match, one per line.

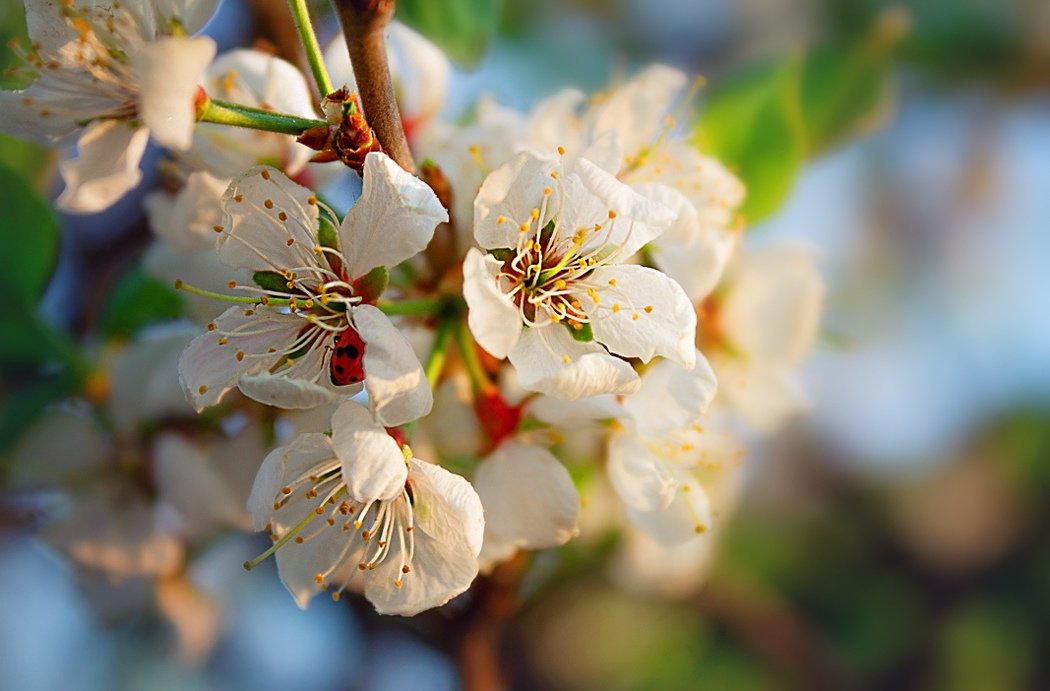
left=346, top=345, right=360, bottom=359
left=334, top=365, right=345, bottom=374
left=349, top=376, right=360, bottom=383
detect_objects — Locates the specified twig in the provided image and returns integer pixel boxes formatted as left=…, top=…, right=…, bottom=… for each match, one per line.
left=330, top=0, right=415, bottom=173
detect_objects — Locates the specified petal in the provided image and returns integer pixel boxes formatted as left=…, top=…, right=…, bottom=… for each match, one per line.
left=462, top=248, right=522, bottom=359
left=354, top=304, right=433, bottom=427
left=153, top=433, right=251, bottom=535
left=721, top=246, right=824, bottom=364
left=583, top=64, right=687, bottom=158
left=386, top=21, right=450, bottom=123
left=0, top=83, right=83, bottom=144
left=275, top=519, right=362, bottom=609
left=564, top=157, right=676, bottom=258
left=247, top=432, right=335, bottom=532
left=330, top=401, right=408, bottom=502
left=152, top=0, right=222, bottom=34
left=56, top=120, right=149, bottom=213
left=238, top=373, right=344, bottom=409
left=588, top=264, right=697, bottom=367
left=715, top=358, right=809, bottom=433
left=607, top=433, right=677, bottom=513
left=474, top=151, right=557, bottom=250
left=217, top=166, right=320, bottom=273
left=474, top=441, right=579, bottom=557
left=625, top=352, right=717, bottom=437
left=24, top=0, right=80, bottom=54
left=364, top=458, right=483, bottom=616
left=107, top=325, right=196, bottom=433
left=146, top=171, right=229, bottom=253
left=135, top=36, right=217, bottom=151
left=508, top=325, right=639, bottom=400
left=339, top=152, right=447, bottom=278
left=154, top=575, right=220, bottom=665
left=635, top=182, right=735, bottom=303
left=178, top=305, right=303, bottom=412
left=626, top=474, right=714, bottom=547
left=9, top=408, right=109, bottom=488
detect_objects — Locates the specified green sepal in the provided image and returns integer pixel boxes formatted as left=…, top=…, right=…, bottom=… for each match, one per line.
left=490, top=248, right=514, bottom=262
left=352, top=266, right=389, bottom=304
left=317, top=216, right=339, bottom=250
left=567, top=321, right=594, bottom=342
left=253, top=271, right=289, bottom=293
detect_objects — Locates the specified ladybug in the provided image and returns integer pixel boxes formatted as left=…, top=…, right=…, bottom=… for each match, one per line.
left=330, top=326, right=366, bottom=386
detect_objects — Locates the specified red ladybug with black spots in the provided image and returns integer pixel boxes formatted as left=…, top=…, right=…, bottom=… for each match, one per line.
left=330, top=326, right=366, bottom=386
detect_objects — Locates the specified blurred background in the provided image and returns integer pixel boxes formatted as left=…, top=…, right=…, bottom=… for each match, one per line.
left=1, top=0, right=1049, bottom=689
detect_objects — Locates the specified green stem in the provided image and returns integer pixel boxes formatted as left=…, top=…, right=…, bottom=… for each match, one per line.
left=376, top=298, right=444, bottom=316
left=244, top=487, right=347, bottom=571
left=198, top=98, right=328, bottom=136
left=288, top=0, right=334, bottom=97
left=455, top=318, right=494, bottom=394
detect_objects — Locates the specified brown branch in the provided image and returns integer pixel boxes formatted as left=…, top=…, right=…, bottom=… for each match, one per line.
left=331, top=0, right=415, bottom=173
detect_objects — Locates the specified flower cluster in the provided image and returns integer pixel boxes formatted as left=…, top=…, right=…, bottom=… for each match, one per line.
left=1, top=0, right=823, bottom=633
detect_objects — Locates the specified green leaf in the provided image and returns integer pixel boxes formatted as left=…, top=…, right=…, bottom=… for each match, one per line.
left=100, top=268, right=184, bottom=338
left=0, top=164, right=60, bottom=303
left=696, top=56, right=806, bottom=223
left=395, top=0, right=503, bottom=66
left=0, top=135, right=51, bottom=185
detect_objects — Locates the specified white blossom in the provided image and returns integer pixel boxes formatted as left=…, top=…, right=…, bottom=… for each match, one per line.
left=464, top=150, right=696, bottom=399
left=246, top=401, right=484, bottom=615
left=0, top=0, right=221, bottom=212
left=178, top=152, right=447, bottom=420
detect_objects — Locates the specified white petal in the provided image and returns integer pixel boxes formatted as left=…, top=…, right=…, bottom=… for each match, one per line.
left=217, top=166, right=319, bottom=273
left=715, top=358, right=809, bottom=433
left=521, top=88, right=585, bottom=154
left=153, top=433, right=251, bottom=535
left=56, top=121, right=149, bottom=213
left=462, top=248, right=522, bottom=359
left=275, top=520, right=363, bottom=609
left=178, top=305, right=303, bottom=411
left=474, top=151, right=557, bottom=250
left=9, top=409, right=110, bottom=488
left=135, top=36, right=216, bottom=150
left=721, top=246, right=824, bottom=364
left=475, top=441, right=579, bottom=558
left=247, top=432, right=335, bottom=532
left=338, top=153, right=447, bottom=278
left=238, top=373, right=344, bottom=409
left=583, top=64, right=687, bottom=158
left=635, top=182, right=735, bottom=303
left=0, top=83, right=83, bottom=144
left=508, top=325, right=639, bottom=400
left=588, top=264, right=697, bottom=367
left=24, top=0, right=80, bottom=54
left=152, top=0, right=222, bottom=34
left=107, top=325, right=196, bottom=433
left=155, top=575, right=220, bottom=665
left=386, top=21, right=450, bottom=124
left=607, top=433, right=677, bottom=513
left=564, top=157, right=675, bottom=257
left=330, top=401, right=408, bottom=502
left=146, top=171, right=229, bottom=253
left=625, top=352, right=717, bottom=437
left=354, top=304, right=433, bottom=427
left=364, top=458, right=483, bottom=616
left=627, top=477, right=713, bottom=547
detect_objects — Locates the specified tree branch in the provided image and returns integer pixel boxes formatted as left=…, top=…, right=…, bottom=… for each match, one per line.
left=330, top=0, right=415, bottom=173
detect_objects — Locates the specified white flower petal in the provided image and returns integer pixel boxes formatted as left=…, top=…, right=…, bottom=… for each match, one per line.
left=715, top=358, right=809, bottom=433
left=508, top=324, right=640, bottom=400
left=154, top=575, right=220, bottom=665
left=340, top=152, right=447, bottom=278
left=364, top=458, right=483, bottom=616
left=146, top=171, right=229, bottom=252
left=238, top=373, right=344, bottom=409
left=56, top=120, right=149, bottom=213
left=9, top=409, right=110, bottom=488
left=607, top=433, right=678, bottom=514
left=588, top=264, right=697, bottom=367
left=275, top=522, right=363, bottom=609
left=135, top=36, right=216, bottom=151
left=583, top=64, right=688, bottom=159
left=354, top=304, right=433, bottom=427
left=462, top=248, right=522, bottom=359
left=154, top=433, right=252, bottom=535
left=625, top=352, right=717, bottom=437
left=0, top=83, right=85, bottom=144
left=474, top=151, right=557, bottom=250
left=247, top=433, right=335, bottom=532
left=721, top=246, right=824, bottom=364
left=626, top=477, right=713, bottom=548
left=24, top=0, right=81, bottom=54
left=107, top=325, right=196, bottom=433
left=218, top=166, right=320, bottom=273
left=635, top=181, right=735, bottom=303
left=475, top=441, right=579, bottom=562
left=330, top=401, right=408, bottom=502
left=178, top=305, right=303, bottom=411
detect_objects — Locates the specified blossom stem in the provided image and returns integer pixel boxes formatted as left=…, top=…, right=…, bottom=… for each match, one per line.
left=401, top=317, right=453, bottom=438
left=198, top=97, right=328, bottom=136
left=288, top=0, right=335, bottom=97
left=376, top=297, right=444, bottom=316
left=330, top=0, right=415, bottom=172
left=455, top=319, right=496, bottom=395
left=243, top=487, right=348, bottom=571
left=174, top=280, right=300, bottom=307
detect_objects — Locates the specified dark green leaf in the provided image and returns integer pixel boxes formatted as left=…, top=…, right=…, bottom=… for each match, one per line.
left=100, top=268, right=184, bottom=338
left=0, top=164, right=60, bottom=303
left=396, top=0, right=503, bottom=67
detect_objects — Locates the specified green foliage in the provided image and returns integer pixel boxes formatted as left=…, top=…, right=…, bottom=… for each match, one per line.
left=100, top=268, right=184, bottom=338
left=396, top=0, right=503, bottom=66
left=696, top=13, right=903, bottom=223
left=0, top=164, right=59, bottom=304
